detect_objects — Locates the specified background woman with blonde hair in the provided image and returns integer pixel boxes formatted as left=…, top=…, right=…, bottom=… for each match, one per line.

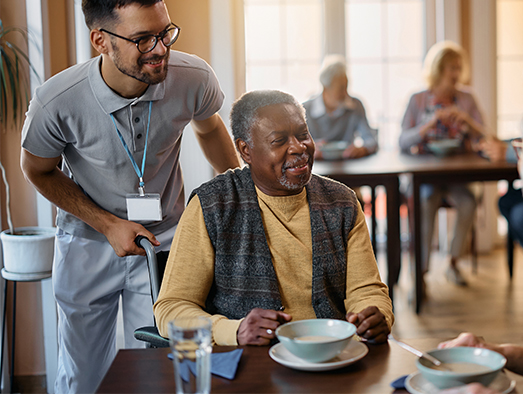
left=399, top=41, right=485, bottom=289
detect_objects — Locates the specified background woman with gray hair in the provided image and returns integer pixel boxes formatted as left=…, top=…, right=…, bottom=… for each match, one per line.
left=303, top=54, right=378, bottom=160
left=399, top=41, right=486, bottom=290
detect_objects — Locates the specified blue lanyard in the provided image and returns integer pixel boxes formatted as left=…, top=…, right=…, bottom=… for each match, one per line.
left=110, top=101, right=152, bottom=196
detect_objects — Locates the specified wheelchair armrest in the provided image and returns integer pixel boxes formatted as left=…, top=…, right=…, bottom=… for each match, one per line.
left=134, top=326, right=170, bottom=348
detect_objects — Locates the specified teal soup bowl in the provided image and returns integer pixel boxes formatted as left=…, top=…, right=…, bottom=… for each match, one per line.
left=416, top=347, right=507, bottom=389
left=275, top=319, right=357, bottom=363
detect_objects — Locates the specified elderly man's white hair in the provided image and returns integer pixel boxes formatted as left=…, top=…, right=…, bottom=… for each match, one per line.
left=319, top=54, right=348, bottom=88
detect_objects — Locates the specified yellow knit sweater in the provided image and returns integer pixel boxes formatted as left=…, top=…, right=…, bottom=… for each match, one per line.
left=154, top=186, right=394, bottom=345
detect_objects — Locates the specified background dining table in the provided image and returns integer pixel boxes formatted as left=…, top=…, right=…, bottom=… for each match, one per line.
left=96, top=337, right=523, bottom=393
left=313, top=150, right=519, bottom=314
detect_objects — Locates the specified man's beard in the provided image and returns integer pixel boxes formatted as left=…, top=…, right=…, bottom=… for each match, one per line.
left=112, top=43, right=170, bottom=85
left=279, top=153, right=312, bottom=190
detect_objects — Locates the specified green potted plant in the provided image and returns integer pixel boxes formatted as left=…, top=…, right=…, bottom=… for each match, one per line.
left=0, top=19, right=55, bottom=276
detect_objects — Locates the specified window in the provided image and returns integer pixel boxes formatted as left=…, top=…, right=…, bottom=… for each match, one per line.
left=497, top=0, right=523, bottom=139
left=244, top=0, right=323, bottom=101
left=346, top=0, right=424, bottom=149
left=243, top=0, right=425, bottom=150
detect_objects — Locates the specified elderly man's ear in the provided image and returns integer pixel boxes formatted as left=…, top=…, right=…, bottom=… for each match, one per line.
left=236, top=139, right=252, bottom=165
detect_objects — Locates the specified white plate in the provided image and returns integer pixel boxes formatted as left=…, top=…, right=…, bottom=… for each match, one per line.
left=269, top=339, right=368, bottom=371
left=405, top=371, right=516, bottom=394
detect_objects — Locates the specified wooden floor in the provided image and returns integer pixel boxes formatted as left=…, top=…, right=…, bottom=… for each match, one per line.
left=387, top=244, right=523, bottom=346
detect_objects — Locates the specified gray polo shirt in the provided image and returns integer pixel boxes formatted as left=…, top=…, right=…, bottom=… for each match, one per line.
left=22, top=51, right=224, bottom=241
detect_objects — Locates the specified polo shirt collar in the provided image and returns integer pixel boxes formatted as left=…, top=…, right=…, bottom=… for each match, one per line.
left=89, top=56, right=166, bottom=114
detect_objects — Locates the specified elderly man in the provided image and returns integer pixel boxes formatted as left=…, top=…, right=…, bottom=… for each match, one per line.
left=303, top=54, right=378, bottom=160
left=154, top=90, right=393, bottom=345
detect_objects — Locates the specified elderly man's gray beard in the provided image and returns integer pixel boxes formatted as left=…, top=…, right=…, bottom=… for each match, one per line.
left=279, top=153, right=312, bottom=190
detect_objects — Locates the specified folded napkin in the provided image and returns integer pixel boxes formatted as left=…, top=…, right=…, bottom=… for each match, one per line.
left=168, top=349, right=243, bottom=381
left=390, top=375, right=408, bottom=390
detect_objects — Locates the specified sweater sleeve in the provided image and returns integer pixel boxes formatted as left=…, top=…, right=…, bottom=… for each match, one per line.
left=344, top=204, right=395, bottom=330
left=154, top=195, right=242, bottom=346
left=399, top=93, right=425, bottom=152
left=355, top=115, right=378, bottom=153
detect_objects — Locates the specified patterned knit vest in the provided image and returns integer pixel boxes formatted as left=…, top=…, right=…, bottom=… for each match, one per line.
left=189, top=167, right=358, bottom=320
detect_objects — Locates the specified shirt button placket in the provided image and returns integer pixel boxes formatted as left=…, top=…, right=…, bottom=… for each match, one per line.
left=130, top=103, right=145, bottom=151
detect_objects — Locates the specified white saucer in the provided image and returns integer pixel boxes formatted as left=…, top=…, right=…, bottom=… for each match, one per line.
left=405, top=371, right=516, bottom=394
left=269, top=340, right=368, bottom=371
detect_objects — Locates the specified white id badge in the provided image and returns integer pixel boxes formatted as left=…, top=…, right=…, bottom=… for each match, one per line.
left=126, top=193, right=162, bottom=221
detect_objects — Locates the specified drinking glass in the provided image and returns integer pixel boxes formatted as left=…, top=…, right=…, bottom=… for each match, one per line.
left=168, top=316, right=212, bottom=394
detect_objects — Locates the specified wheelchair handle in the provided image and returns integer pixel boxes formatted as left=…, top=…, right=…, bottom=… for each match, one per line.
left=134, top=235, right=161, bottom=304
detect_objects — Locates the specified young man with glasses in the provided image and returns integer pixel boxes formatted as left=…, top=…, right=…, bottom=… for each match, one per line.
left=20, top=1, right=239, bottom=393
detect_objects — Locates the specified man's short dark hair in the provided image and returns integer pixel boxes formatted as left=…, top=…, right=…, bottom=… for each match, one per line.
left=82, top=0, right=163, bottom=30
left=230, top=90, right=306, bottom=148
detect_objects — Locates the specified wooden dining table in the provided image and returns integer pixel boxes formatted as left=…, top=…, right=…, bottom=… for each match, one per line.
left=96, top=337, right=523, bottom=393
left=313, top=150, right=519, bottom=314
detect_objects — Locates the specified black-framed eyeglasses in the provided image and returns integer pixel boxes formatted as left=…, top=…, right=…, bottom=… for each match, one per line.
left=100, top=22, right=181, bottom=54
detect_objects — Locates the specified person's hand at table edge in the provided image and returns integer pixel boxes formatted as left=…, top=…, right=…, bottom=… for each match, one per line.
left=346, top=306, right=389, bottom=344
left=473, top=136, right=507, bottom=163
left=438, top=332, right=523, bottom=376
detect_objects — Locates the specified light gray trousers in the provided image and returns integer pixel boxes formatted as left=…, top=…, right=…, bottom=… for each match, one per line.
left=53, top=228, right=174, bottom=394
left=420, top=183, right=477, bottom=273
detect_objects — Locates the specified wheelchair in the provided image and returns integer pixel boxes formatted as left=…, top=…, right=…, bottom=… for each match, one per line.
left=134, top=235, right=170, bottom=348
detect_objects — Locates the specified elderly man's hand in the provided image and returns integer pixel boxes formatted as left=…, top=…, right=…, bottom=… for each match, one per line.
left=237, top=308, right=292, bottom=346
left=346, top=306, right=389, bottom=343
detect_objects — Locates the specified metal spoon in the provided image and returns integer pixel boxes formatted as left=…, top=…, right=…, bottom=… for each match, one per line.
left=388, top=334, right=448, bottom=370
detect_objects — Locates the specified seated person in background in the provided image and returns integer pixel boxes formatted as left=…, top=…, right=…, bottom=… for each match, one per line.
left=303, top=54, right=378, bottom=160
left=154, top=90, right=394, bottom=346
left=478, top=134, right=523, bottom=249
left=477, top=135, right=516, bottom=164
left=438, top=333, right=523, bottom=394
left=399, top=41, right=485, bottom=288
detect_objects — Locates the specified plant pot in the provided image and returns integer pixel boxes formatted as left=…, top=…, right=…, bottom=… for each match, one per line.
left=0, top=227, right=56, bottom=274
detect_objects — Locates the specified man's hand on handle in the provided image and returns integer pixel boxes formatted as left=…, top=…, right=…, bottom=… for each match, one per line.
left=102, top=217, right=160, bottom=257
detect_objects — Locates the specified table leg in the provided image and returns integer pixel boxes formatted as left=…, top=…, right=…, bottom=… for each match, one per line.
left=385, top=177, right=401, bottom=304
left=412, top=177, right=423, bottom=314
